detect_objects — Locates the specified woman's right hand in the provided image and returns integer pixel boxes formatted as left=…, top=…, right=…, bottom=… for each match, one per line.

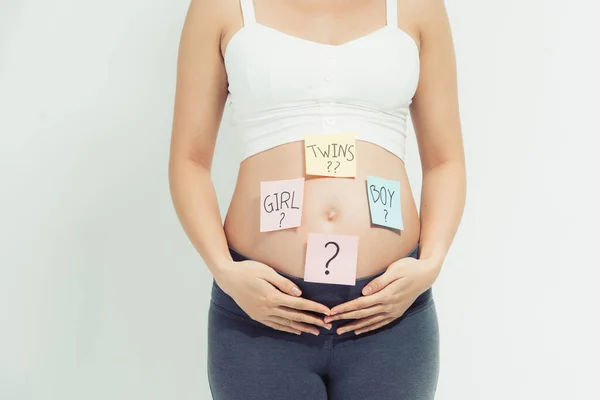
left=214, top=260, right=333, bottom=336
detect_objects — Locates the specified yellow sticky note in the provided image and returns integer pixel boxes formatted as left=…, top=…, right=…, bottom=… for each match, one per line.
left=304, top=134, right=356, bottom=177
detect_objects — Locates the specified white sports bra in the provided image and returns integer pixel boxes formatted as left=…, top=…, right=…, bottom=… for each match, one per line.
left=224, top=0, right=420, bottom=162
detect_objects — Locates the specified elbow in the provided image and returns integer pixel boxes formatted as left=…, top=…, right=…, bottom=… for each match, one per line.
left=422, top=154, right=465, bottom=174
left=168, top=152, right=212, bottom=190
left=169, top=146, right=213, bottom=174
left=422, top=156, right=467, bottom=192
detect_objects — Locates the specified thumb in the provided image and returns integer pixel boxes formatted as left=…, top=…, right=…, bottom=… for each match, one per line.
left=362, top=269, right=397, bottom=296
left=265, top=268, right=303, bottom=297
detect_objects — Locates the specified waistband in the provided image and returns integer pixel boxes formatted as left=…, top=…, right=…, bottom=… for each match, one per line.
left=211, top=243, right=433, bottom=337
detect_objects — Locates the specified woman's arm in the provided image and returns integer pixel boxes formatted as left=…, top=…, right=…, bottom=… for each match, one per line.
left=168, top=0, right=232, bottom=278
left=410, top=0, right=466, bottom=272
left=323, top=0, right=465, bottom=333
left=167, top=3, right=332, bottom=332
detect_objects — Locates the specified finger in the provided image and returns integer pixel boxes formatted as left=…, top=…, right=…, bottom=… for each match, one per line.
left=261, top=320, right=302, bottom=336
left=336, top=314, right=388, bottom=335
left=276, top=293, right=331, bottom=316
left=362, top=271, right=400, bottom=296
left=268, top=316, right=321, bottom=336
left=271, top=307, right=332, bottom=330
left=330, top=292, right=384, bottom=315
left=355, top=318, right=394, bottom=335
left=263, top=269, right=303, bottom=297
left=324, top=304, right=386, bottom=323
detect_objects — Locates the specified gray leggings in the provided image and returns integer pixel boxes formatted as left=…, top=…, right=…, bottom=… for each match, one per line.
left=207, top=245, right=439, bottom=399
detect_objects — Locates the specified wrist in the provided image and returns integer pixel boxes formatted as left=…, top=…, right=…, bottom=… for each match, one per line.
left=418, top=257, right=443, bottom=286
left=210, top=258, right=236, bottom=284
left=422, top=256, right=443, bottom=272
left=418, top=245, right=446, bottom=271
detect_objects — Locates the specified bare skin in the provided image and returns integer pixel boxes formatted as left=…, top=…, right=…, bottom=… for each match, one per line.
left=169, top=0, right=465, bottom=336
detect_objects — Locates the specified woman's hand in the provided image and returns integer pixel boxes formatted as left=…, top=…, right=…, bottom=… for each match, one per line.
left=324, top=256, right=441, bottom=335
left=214, top=260, right=332, bottom=336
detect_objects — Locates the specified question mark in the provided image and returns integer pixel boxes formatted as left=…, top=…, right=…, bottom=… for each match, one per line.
left=384, top=209, right=388, bottom=222
left=327, top=161, right=332, bottom=172
left=279, top=212, right=285, bottom=227
left=333, top=161, right=341, bottom=173
left=324, top=241, right=340, bottom=275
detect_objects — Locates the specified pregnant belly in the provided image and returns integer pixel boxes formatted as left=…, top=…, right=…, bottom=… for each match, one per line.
left=223, top=140, right=420, bottom=278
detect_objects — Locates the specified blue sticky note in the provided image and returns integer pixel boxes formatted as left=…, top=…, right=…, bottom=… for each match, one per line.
left=366, top=176, right=403, bottom=230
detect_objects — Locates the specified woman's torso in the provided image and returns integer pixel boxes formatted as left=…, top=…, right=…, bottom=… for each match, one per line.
left=220, top=0, right=422, bottom=278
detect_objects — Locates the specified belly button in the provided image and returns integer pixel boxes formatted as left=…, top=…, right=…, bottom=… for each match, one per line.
left=324, top=209, right=337, bottom=222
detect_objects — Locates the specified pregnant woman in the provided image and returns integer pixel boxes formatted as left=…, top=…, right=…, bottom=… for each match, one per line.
left=169, top=0, right=465, bottom=399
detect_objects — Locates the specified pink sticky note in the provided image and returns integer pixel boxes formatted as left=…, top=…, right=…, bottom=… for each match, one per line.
left=304, top=233, right=359, bottom=285
left=260, top=178, right=305, bottom=232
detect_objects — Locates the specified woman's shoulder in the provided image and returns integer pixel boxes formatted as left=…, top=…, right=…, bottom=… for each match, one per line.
left=184, top=0, right=241, bottom=35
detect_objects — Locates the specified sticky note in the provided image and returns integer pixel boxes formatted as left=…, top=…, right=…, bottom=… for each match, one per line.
left=260, top=178, right=305, bottom=232
left=366, top=176, right=403, bottom=230
left=304, top=233, right=359, bottom=286
left=304, top=134, right=356, bottom=177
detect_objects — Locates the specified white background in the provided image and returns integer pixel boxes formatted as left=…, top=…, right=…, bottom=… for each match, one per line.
left=1, top=0, right=599, bottom=399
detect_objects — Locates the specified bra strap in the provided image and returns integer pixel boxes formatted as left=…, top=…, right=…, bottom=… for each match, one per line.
left=240, top=0, right=257, bottom=25
left=386, top=0, right=398, bottom=28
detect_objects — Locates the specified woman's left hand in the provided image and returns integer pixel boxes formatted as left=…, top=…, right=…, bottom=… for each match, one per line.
left=325, top=256, right=441, bottom=335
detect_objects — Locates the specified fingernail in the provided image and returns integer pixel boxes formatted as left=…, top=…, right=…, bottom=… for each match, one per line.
left=292, top=287, right=302, bottom=296
left=312, top=331, right=320, bottom=336
left=363, top=286, right=372, bottom=295
left=326, top=324, right=332, bottom=330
